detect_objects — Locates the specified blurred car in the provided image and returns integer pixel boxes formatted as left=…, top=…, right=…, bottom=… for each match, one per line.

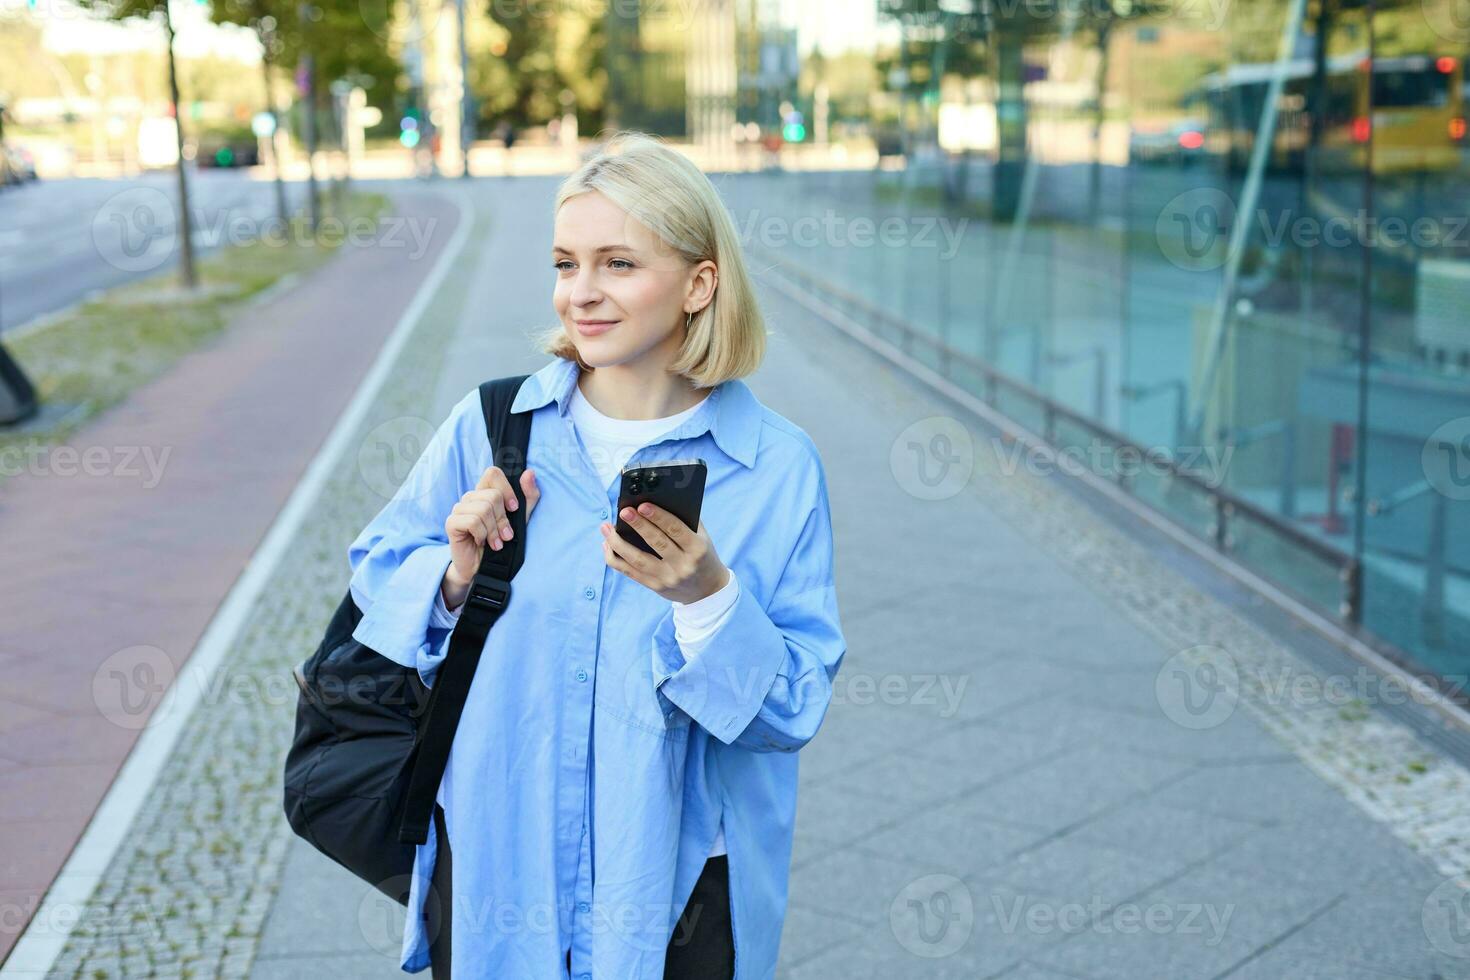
left=1129, top=118, right=1208, bottom=167
left=5, top=143, right=37, bottom=182
left=195, top=138, right=259, bottom=169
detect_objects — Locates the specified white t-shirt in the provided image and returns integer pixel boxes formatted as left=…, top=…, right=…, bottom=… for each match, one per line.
left=435, top=381, right=738, bottom=857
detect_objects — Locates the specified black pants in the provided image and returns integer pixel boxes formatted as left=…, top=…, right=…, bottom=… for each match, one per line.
left=428, top=804, right=734, bottom=979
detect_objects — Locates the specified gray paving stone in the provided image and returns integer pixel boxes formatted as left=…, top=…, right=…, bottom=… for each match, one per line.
left=1028, top=861, right=1343, bottom=980
left=785, top=876, right=1077, bottom=979
left=847, top=795, right=1048, bottom=876
left=1060, top=798, right=1265, bottom=867
left=982, top=835, right=1193, bottom=911
left=962, top=744, right=1196, bottom=836
left=774, top=905, right=869, bottom=973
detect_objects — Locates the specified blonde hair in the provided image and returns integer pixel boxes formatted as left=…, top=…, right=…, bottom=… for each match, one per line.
left=535, top=130, right=767, bottom=388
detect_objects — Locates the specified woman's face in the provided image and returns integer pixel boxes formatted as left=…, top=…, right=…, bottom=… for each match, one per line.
left=552, top=190, right=714, bottom=370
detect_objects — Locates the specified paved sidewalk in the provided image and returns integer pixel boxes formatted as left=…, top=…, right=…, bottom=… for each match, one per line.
left=12, top=174, right=1469, bottom=979
left=0, top=190, right=460, bottom=969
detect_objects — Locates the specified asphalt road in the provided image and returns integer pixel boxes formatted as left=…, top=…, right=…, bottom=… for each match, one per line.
left=0, top=168, right=296, bottom=335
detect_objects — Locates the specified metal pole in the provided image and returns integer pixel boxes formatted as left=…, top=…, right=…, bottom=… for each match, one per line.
left=1422, top=490, right=1446, bottom=648
left=1188, top=0, right=1310, bottom=442
left=456, top=0, right=473, bottom=178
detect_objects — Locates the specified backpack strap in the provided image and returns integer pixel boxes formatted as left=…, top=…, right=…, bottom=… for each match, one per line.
left=397, top=374, right=533, bottom=845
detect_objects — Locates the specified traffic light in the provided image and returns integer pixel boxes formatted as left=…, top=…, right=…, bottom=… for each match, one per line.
left=400, top=108, right=421, bottom=148
left=782, top=110, right=805, bottom=143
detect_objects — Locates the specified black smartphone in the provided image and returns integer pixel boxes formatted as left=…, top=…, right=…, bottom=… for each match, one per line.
left=615, top=458, right=708, bottom=556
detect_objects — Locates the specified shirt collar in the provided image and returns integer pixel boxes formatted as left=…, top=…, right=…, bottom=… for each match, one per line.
left=510, top=357, right=760, bottom=469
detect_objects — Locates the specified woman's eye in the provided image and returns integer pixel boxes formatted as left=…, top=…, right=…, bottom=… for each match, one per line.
left=609, top=258, right=633, bottom=270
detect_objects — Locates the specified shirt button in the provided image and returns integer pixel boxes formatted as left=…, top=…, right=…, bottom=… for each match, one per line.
left=575, top=669, right=588, bottom=682
left=577, top=901, right=590, bottom=913
left=583, top=586, right=596, bottom=600
left=600, top=508, right=609, bottom=520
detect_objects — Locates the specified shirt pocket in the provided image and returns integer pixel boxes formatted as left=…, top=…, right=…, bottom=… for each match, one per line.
left=594, top=636, right=692, bottom=742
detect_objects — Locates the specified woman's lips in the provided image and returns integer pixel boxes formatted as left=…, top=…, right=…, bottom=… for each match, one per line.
left=575, top=320, right=619, bottom=337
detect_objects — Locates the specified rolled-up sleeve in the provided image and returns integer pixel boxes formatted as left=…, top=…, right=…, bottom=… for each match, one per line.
left=650, top=451, right=844, bottom=752
left=347, top=389, right=484, bottom=690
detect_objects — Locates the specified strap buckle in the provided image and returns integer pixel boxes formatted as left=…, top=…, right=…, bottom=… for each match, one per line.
left=466, top=573, right=512, bottom=612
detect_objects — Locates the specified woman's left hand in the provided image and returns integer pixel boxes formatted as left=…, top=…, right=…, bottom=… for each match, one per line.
left=600, top=502, right=730, bottom=604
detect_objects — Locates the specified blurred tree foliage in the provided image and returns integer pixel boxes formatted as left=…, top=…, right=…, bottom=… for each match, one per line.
left=473, top=0, right=606, bottom=131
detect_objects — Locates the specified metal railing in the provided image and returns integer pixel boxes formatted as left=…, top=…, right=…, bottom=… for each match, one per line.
left=761, top=248, right=1364, bottom=625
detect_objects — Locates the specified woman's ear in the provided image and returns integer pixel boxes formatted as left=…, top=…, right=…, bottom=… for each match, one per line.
left=687, top=260, right=718, bottom=313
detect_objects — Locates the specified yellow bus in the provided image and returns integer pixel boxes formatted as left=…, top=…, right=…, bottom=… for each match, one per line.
left=1188, top=53, right=1467, bottom=175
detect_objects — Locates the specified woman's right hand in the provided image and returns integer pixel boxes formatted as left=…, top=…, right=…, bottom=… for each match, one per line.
left=442, top=466, right=540, bottom=609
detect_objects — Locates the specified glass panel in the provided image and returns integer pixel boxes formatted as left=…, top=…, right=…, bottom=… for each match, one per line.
left=1359, top=7, right=1470, bottom=681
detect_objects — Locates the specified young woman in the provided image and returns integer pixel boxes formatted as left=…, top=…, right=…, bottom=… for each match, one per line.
left=345, top=131, right=845, bottom=979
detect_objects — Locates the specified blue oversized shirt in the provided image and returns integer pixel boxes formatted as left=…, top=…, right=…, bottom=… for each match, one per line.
left=346, top=355, right=845, bottom=978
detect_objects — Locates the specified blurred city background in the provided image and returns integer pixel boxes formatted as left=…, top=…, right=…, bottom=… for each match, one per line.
left=2, top=0, right=1470, bottom=976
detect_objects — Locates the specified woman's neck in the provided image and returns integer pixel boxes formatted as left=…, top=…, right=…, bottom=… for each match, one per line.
left=575, top=363, right=712, bottom=421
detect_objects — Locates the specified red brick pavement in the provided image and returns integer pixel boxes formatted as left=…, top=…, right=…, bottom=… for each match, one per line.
left=0, top=191, right=462, bottom=963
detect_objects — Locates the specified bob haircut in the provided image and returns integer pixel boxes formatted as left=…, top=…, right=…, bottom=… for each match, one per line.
left=535, top=130, right=767, bottom=388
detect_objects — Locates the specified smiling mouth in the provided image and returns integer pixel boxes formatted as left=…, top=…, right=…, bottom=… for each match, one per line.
left=575, top=320, right=620, bottom=335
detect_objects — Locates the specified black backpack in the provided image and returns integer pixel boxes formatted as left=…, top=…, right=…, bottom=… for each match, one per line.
left=283, top=375, right=532, bottom=905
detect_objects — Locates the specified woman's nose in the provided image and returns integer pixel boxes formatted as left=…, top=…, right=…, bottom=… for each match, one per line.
left=569, top=268, right=602, bottom=307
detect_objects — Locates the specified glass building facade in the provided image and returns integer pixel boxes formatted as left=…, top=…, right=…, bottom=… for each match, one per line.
left=709, top=0, right=1470, bottom=692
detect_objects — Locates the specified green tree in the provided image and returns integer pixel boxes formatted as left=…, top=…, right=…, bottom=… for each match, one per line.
left=78, top=0, right=199, bottom=288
